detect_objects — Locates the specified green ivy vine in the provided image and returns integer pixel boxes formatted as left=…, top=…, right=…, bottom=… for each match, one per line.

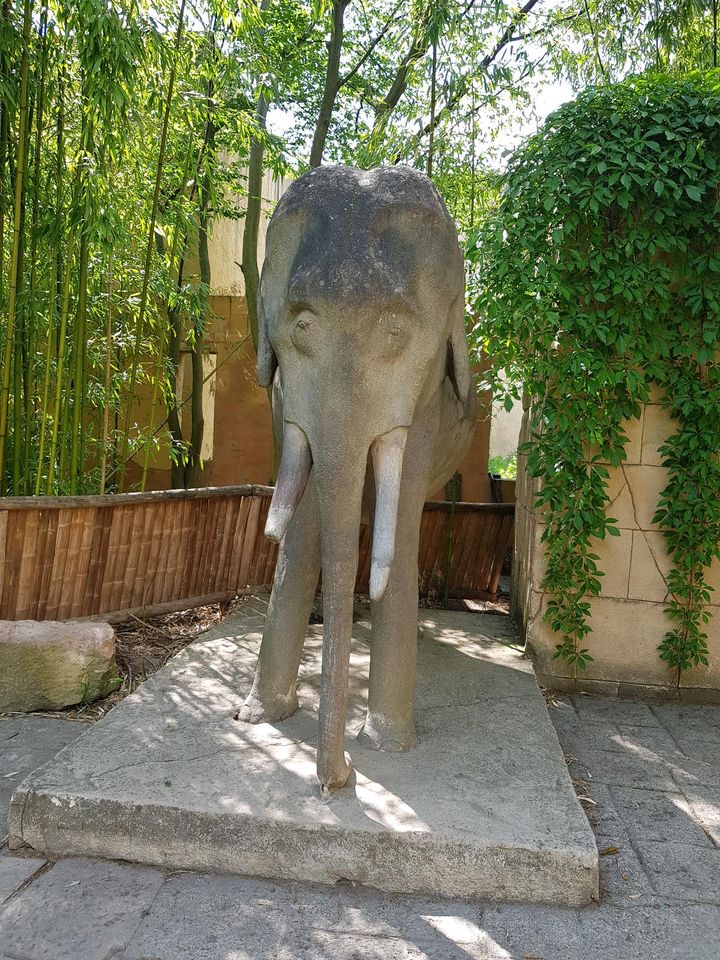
left=468, top=71, right=720, bottom=677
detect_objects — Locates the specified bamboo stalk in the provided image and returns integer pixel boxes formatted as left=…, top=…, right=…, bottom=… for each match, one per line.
left=0, top=0, right=10, bottom=312
left=34, top=57, right=63, bottom=494
left=23, top=3, right=50, bottom=493
left=99, top=254, right=113, bottom=493
left=140, top=137, right=195, bottom=490
left=0, top=0, right=33, bottom=492
left=69, top=226, right=89, bottom=493
left=46, top=220, right=78, bottom=491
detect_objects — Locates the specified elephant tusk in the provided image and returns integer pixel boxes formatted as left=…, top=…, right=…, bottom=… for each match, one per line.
left=369, top=426, right=408, bottom=602
left=265, top=422, right=312, bottom=542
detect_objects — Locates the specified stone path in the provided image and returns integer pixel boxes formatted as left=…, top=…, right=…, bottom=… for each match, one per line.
left=2, top=695, right=720, bottom=958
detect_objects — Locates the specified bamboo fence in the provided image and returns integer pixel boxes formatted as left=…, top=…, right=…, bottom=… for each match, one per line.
left=0, top=486, right=514, bottom=621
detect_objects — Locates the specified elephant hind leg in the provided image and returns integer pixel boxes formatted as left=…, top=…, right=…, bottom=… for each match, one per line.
left=237, top=480, right=320, bottom=723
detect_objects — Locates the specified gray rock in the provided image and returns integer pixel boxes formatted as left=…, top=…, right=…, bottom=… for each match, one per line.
left=0, top=619, right=120, bottom=712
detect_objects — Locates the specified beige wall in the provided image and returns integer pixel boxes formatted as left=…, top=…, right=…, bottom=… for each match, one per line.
left=203, top=170, right=286, bottom=297
left=514, top=395, right=720, bottom=700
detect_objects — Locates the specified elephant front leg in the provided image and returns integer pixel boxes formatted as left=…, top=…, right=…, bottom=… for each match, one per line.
left=359, top=477, right=426, bottom=752
left=238, top=482, right=320, bottom=723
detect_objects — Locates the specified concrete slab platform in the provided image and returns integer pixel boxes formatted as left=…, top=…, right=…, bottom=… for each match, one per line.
left=7, top=605, right=598, bottom=906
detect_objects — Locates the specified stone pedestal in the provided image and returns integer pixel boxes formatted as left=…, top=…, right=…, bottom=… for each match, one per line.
left=9, top=602, right=598, bottom=906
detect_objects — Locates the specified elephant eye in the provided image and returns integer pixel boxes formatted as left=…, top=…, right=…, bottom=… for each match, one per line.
left=292, top=308, right=314, bottom=333
left=291, top=309, right=316, bottom=355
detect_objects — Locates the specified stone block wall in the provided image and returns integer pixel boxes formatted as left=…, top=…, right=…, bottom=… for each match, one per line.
left=513, top=395, right=720, bottom=701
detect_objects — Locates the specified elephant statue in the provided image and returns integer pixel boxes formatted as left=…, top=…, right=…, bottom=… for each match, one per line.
left=238, top=164, right=476, bottom=792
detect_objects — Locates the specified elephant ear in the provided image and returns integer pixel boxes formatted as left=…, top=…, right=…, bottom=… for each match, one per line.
left=256, top=271, right=278, bottom=388
left=445, top=294, right=473, bottom=402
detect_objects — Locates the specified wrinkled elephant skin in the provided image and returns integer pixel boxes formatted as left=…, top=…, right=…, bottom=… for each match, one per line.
left=238, top=165, right=476, bottom=792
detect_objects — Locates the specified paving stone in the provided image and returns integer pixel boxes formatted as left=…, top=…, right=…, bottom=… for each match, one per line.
left=572, top=696, right=659, bottom=727
left=290, top=879, right=484, bottom=945
left=597, top=843, right=655, bottom=905
left=609, top=785, right=713, bottom=846
left=0, top=856, right=164, bottom=960
left=635, top=840, right=720, bottom=904
left=604, top=722, right=681, bottom=757
left=0, top=717, right=86, bottom=830
left=652, top=703, right=720, bottom=738
left=274, top=929, right=499, bottom=960
left=575, top=784, right=628, bottom=842
left=682, top=785, right=720, bottom=845
left=555, top=719, right=681, bottom=775
left=124, top=868, right=490, bottom=959
left=121, top=873, right=310, bottom=960
left=569, top=747, right=678, bottom=791
left=665, top=737, right=720, bottom=767
left=482, top=903, right=720, bottom=960
left=552, top=718, right=620, bottom=764
left=0, top=855, right=44, bottom=904
left=671, top=752, right=720, bottom=789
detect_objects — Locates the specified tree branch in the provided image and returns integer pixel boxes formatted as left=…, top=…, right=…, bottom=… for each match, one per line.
left=338, top=0, right=404, bottom=89
left=417, top=0, right=544, bottom=141
left=309, top=0, right=350, bottom=167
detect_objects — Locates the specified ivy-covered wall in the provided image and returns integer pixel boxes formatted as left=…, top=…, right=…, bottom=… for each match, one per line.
left=471, top=72, right=720, bottom=699
left=514, top=395, right=720, bottom=699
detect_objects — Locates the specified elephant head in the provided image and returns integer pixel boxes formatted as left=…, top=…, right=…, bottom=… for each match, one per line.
left=256, top=165, right=472, bottom=790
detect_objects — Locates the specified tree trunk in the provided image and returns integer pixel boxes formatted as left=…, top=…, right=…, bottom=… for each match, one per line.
left=240, top=96, right=268, bottom=356
left=308, top=0, right=349, bottom=169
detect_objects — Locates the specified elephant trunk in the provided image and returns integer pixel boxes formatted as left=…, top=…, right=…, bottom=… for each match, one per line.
left=313, top=441, right=367, bottom=792
left=266, top=419, right=407, bottom=792
left=265, top=422, right=312, bottom=542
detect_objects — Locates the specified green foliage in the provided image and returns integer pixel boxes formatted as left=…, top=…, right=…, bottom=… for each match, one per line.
left=2, top=0, right=716, bottom=499
left=488, top=453, right=517, bottom=480
left=554, top=0, right=720, bottom=84
left=0, top=0, right=273, bottom=495
left=469, top=71, right=720, bottom=677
